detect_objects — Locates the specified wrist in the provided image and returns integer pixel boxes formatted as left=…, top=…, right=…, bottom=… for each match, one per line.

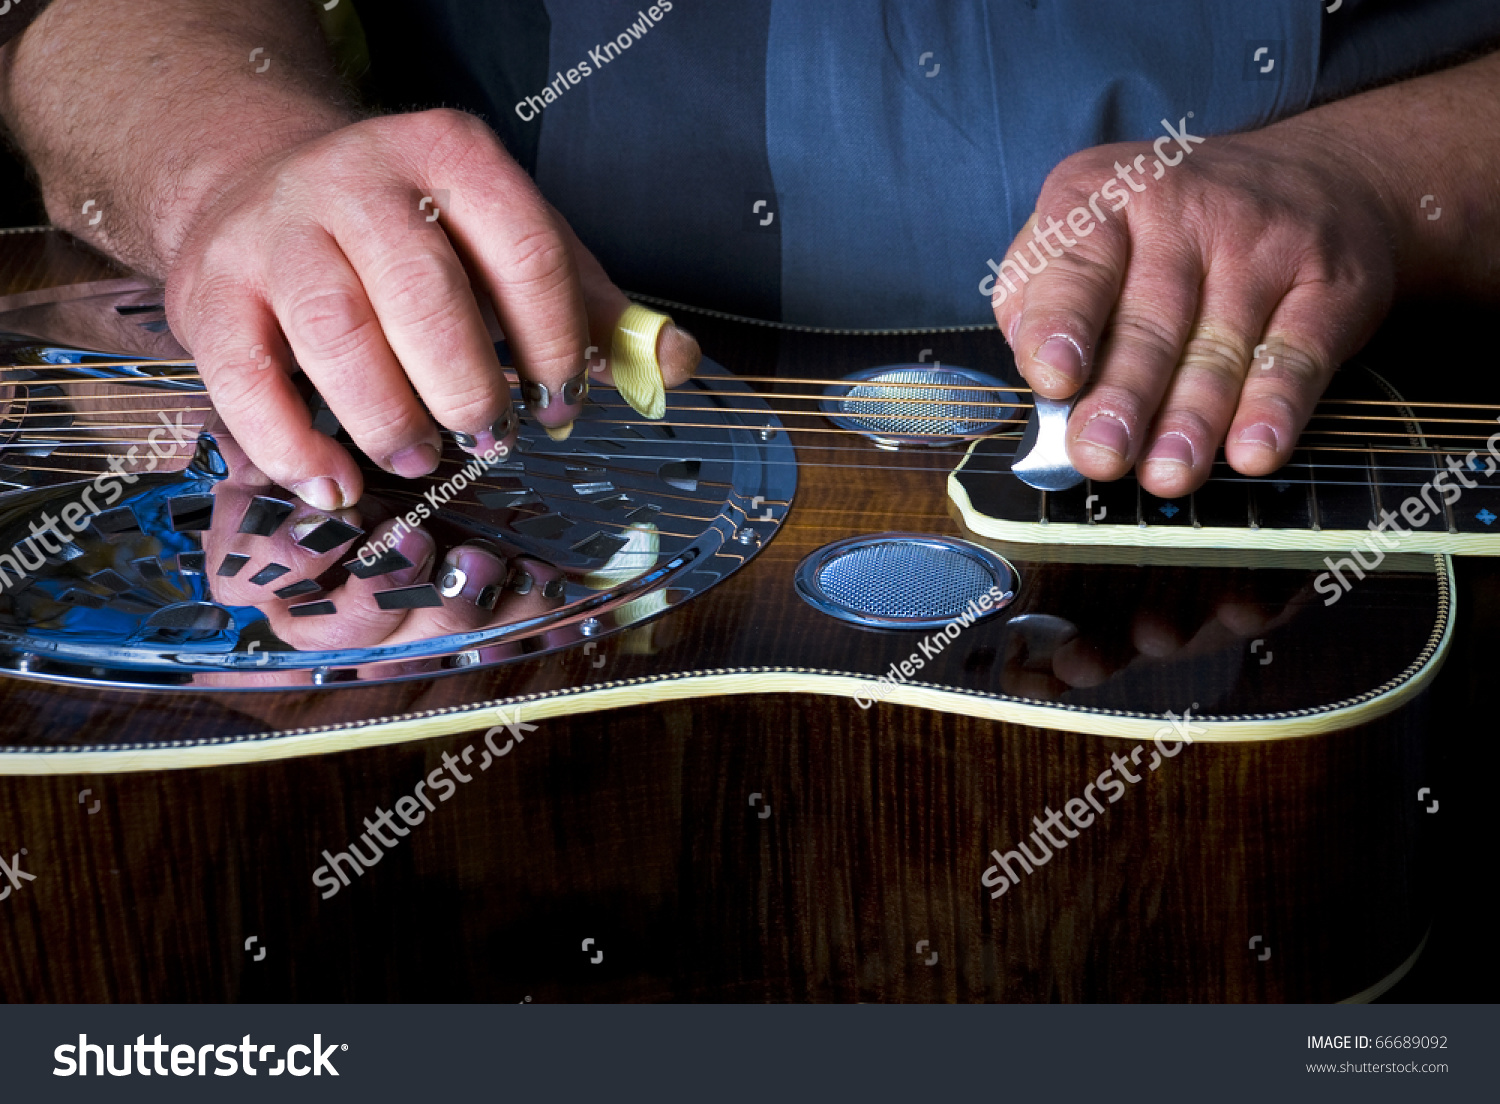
left=1266, top=110, right=1413, bottom=280
left=148, top=101, right=359, bottom=278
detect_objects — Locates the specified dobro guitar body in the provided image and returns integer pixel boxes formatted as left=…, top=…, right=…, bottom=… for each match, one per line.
left=0, top=229, right=1482, bottom=1002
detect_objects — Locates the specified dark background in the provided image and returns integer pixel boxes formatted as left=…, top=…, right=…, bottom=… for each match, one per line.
left=0, top=144, right=43, bottom=228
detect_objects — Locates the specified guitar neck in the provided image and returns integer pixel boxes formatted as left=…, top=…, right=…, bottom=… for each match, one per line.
left=952, top=364, right=1500, bottom=561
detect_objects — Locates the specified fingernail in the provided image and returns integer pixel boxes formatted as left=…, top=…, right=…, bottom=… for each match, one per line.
left=491, top=408, right=519, bottom=454
left=436, top=545, right=503, bottom=600
left=1144, top=431, right=1194, bottom=468
left=1032, top=335, right=1085, bottom=390
left=290, top=477, right=345, bottom=513
left=659, top=323, right=700, bottom=379
left=611, top=303, right=669, bottom=420
left=451, top=430, right=478, bottom=449
left=1237, top=422, right=1280, bottom=451
left=391, top=528, right=435, bottom=584
left=390, top=442, right=440, bottom=479
left=544, top=421, right=574, bottom=442
left=1077, top=414, right=1130, bottom=458
left=290, top=516, right=326, bottom=544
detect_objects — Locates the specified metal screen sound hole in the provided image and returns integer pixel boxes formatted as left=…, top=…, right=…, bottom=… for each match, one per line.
left=839, top=369, right=1006, bottom=438
left=817, top=543, right=997, bottom=620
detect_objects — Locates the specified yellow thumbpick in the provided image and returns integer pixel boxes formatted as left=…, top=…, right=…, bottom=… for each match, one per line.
left=610, top=304, right=670, bottom=420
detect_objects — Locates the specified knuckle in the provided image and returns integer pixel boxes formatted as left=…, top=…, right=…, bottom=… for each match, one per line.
left=499, top=226, right=573, bottom=291
left=1102, top=310, right=1181, bottom=363
left=416, top=108, right=509, bottom=175
left=1176, top=332, right=1249, bottom=395
left=1247, top=373, right=1319, bottom=423
left=1041, top=146, right=1114, bottom=196
left=514, top=330, right=583, bottom=375
left=1012, top=253, right=1120, bottom=328
left=283, top=289, right=380, bottom=363
left=167, top=270, right=240, bottom=338
left=201, top=357, right=274, bottom=418
left=1041, top=247, right=1119, bottom=290
left=430, top=385, right=497, bottom=430
left=1256, top=343, right=1328, bottom=389
left=344, top=399, right=428, bottom=449
left=370, top=252, right=469, bottom=319
left=415, top=106, right=490, bottom=144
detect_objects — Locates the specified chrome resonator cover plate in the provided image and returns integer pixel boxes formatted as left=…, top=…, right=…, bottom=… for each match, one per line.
left=0, top=283, right=795, bottom=690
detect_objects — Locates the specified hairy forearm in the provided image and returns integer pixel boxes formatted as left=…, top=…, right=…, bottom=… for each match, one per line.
left=0, top=0, right=359, bottom=277
left=1275, top=47, right=1500, bottom=299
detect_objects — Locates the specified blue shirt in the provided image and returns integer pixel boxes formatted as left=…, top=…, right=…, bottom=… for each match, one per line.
left=355, top=0, right=1500, bottom=327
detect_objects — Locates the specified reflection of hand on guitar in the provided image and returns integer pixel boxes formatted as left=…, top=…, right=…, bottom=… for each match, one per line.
left=1000, top=569, right=1313, bottom=700
left=198, top=435, right=565, bottom=656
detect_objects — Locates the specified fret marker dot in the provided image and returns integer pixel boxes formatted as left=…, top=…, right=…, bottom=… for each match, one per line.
left=1478, top=509, right=1496, bottom=526
left=1159, top=503, right=1179, bottom=518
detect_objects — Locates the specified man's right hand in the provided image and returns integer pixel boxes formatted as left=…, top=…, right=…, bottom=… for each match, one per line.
left=165, top=108, right=699, bottom=511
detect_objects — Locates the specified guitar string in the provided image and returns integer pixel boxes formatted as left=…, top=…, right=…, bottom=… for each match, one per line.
left=4, top=389, right=1496, bottom=451
left=0, top=392, right=1492, bottom=441
left=0, top=405, right=1481, bottom=455
left=7, top=397, right=1500, bottom=435
left=3, top=438, right=1488, bottom=480
left=9, top=361, right=1500, bottom=414
left=5, top=375, right=1499, bottom=490
left=6, top=431, right=1493, bottom=483
left=13, top=444, right=1481, bottom=494
left=8, top=384, right=1500, bottom=440
left=4, top=366, right=1493, bottom=548
left=0, top=414, right=1474, bottom=461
